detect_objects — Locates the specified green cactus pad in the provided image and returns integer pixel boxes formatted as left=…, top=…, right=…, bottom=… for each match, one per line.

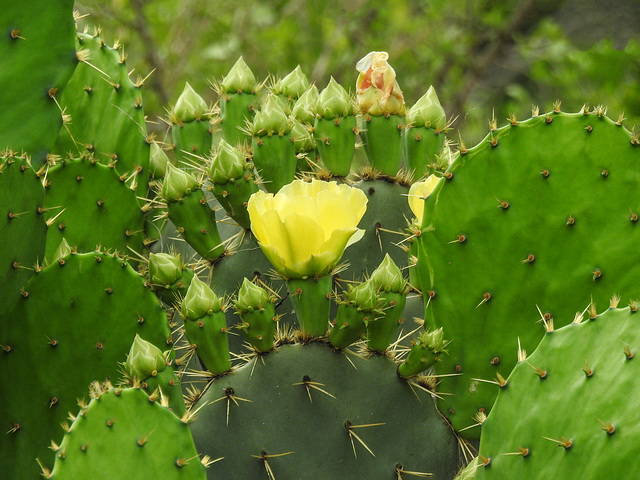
left=0, top=0, right=77, bottom=164
left=476, top=306, right=640, bottom=479
left=0, top=154, right=47, bottom=315
left=417, top=111, right=640, bottom=438
left=314, top=116, right=357, bottom=177
left=43, top=157, right=145, bottom=263
left=0, top=251, right=171, bottom=479
left=359, top=114, right=405, bottom=176
left=190, top=342, right=459, bottom=480
left=252, top=134, right=297, bottom=193
left=50, top=386, right=205, bottom=479
left=53, top=31, right=150, bottom=199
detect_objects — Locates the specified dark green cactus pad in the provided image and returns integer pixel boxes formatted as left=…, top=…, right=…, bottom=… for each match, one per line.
left=314, top=116, right=357, bottom=177
left=340, top=178, right=413, bottom=281
left=50, top=386, right=205, bottom=479
left=190, top=342, right=459, bottom=480
left=43, top=157, right=145, bottom=263
left=53, top=31, right=150, bottom=199
left=417, top=111, right=640, bottom=438
left=0, top=0, right=77, bottom=164
left=0, top=251, right=171, bottom=479
left=0, top=154, right=47, bottom=316
left=476, top=306, right=640, bottom=479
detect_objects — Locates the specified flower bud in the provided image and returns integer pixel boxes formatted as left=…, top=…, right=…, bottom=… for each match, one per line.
left=292, top=85, right=319, bottom=124
left=408, top=176, right=440, bottom=224
left=235, top=278, right=270, bottom=313
left=347, top=280, right=378, bottom=311
left=124, top=334, right=166, bottom=380
left=356, top=51, right=405, bottom=116
left=292, top=120, right=315, bottom=153
left=149, top=142, right=171, bottom=178
left=273, top=65, right=310, bottom=100
left=210, top=139, right=245, bottom=183
left=421, top=327, right=446, bottom=352
left=252, top=94, right=291, bottom=136
left=181, top=276, right=223, bottom=320
left=148, top=253, right=183, bottom=286
left=316, top=77, right=353, bottom=119
left=173, top=82, right=209, bottom=123
left=369, top=254, right=406, bottom=293
left=161, top=163, right=199, bottom=202
left=407, top=86, right=447, bottom=131
left=220, top=56, right=257, bottom=94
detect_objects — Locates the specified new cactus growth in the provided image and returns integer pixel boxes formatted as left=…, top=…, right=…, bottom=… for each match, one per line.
left=313, top=77, right=357, bottom=176
left=171, top=82, right=213, bottom=169
left=218, top=57, right=259, bottom=146
left=181, top=276, right=231, bottom=375
left=235, top=278, right=279, bottom=352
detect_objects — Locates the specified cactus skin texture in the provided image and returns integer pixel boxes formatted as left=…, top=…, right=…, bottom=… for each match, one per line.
left=0, top=0, right=77, bottom=164
left=53, top=32, right=150, bottom=199
left=50, top=385, right=206, bottom=479
left=476, top=305, right=640, bottom=479
left=0, top=251, right=171, bottom=479
left=43, top=156, right=146, bottom=264
left=190, top=342, right=459, bottom=480
left=417, top=110, right=640, bottom=439
left=0, top=154, right=47, bottom=316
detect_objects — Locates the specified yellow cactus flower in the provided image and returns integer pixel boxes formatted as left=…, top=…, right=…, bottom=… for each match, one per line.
left=247, top=179, right=368, bottom=279
left=408, top=176, right=440, bottom=223
left=356, top=51, right=405, bottom=116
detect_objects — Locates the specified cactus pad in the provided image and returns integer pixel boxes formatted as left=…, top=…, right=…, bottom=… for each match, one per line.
left=417, top=110, right=640, bottom=438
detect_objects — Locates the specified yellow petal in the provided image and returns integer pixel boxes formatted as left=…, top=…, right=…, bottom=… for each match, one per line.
left=408, top=176, right=440, bottom=223
left=281, top=213, right=325, bottom=269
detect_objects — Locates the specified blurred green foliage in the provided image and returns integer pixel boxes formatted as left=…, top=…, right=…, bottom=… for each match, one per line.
left=75, top=0, right=639, bottom=143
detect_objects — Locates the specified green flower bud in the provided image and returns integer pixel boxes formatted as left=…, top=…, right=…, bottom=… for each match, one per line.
left=292, top=120, right=315, bottom=153
left=420, top=327, right=446, bottom=352
left=292, top=85, right=319, bottom=124
left=173, top=82, right=209, bottom=123
left=235, top=278, right=270, bottom=313
left=252, top=94, right=291, bottom=136
left=369, top=253, right=406, bottom=293
left=182, top=276, right=223, bottom=320
left=148, top=253, right=183, bottom=286
left=407, top=86, right=447, bottom=131
left=161, top=163, right=199, bottom=202
left=316, top=77, right=352, bottom=119
left=124, top=334, right=166, bottom=380
left=347, top=280, right=378, bottom=311
left=221, top=57, right=257, bottom=94
left=273, top=65, right=310, bottom=100
left=210, top=139, right=245, bottom=183
left=149, top=142, right=171, bottom=178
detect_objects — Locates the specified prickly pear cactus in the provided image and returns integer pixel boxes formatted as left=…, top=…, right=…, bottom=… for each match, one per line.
left=49, top=384, right=206, bottom=479
left=190, top=342, right=459, bottom=480
left=417, top=108, right=640, bottom=438
left=0, top=0, right=77, bottom=163
left=475, top=303, right=640, bottom=479
left=0, top=154, right=47, bottom=316
left=0, top=251, right=171, bottom=479
left=53, top=30, right=150, bottom=198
